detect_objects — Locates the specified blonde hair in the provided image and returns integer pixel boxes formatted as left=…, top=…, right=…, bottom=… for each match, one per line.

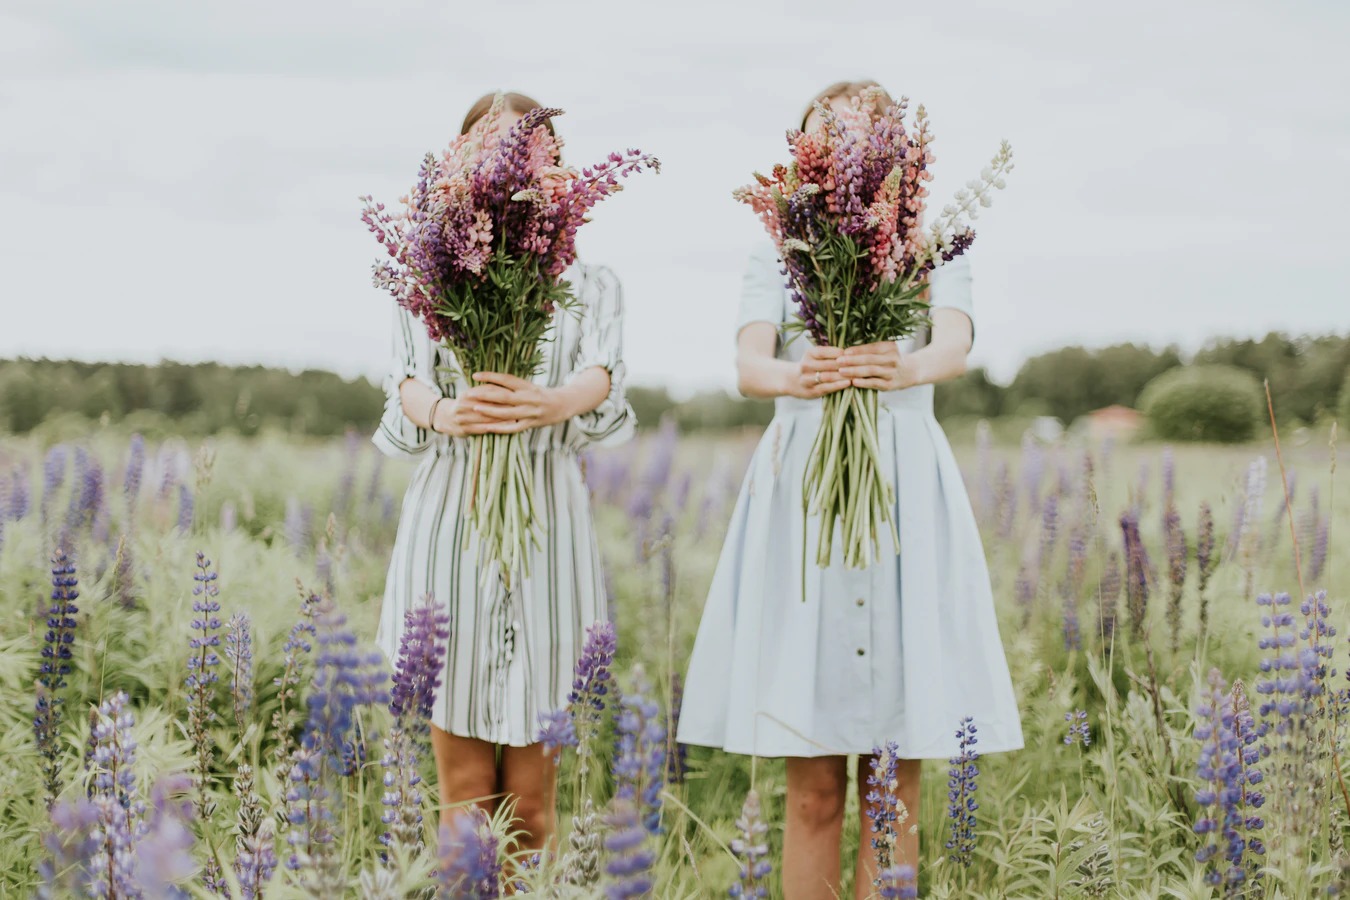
left=460, top=91, right=555, bottom=136
left=800, top=79, right=895, bottom=130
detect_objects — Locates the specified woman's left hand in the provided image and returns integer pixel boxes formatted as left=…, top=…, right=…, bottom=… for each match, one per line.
left=838, top=342, right=920, bottom=392
left=462, top=372, right=565, bottom=433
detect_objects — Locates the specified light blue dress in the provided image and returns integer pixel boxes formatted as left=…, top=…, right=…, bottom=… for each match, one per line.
left=677, top=246, right=1024, bottom=759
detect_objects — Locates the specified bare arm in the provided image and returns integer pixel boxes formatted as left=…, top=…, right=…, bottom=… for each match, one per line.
left=398, top=368, right=611, bottom=437
left=736, top=322, right=851, bottom=400
left=837, top=308, right=974, bottom=391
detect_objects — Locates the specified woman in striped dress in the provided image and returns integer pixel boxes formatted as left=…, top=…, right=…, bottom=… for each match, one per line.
left=372, top=91, right=635, bottom=852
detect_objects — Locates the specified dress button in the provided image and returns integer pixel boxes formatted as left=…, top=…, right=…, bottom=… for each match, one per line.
left=856, top=648, right=865, bottom=657
left=855, top=597, right=865, bottom=607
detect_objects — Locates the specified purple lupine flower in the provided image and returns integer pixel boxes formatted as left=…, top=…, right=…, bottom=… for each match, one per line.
left=176, top=483, right=194, bottom=533
left=877, top=865, right=919, bottom=899
left=672, top=470, right=692, bottom=516
left=1253, top=592, right=1308, bottom=736
left=284, top=747, right=342, bottom=892
left=133, top=774, right=197, bottom=897
left=1193, top=669, right=1266, bottom=889
left=1230, top=457, right=1267, bottom=562
left=1271, top=469, right=1296, bottom=527
left=995, top=461, right=1017, bottom=541
left=1163, top=500, right=1188, bottom=652
left=303, top=600, right=390, bottom=776
left=10, top=463, right=31, bottom=520
left=666, top=672, right=688, bottom=786
left=73, top=449, right=104, bottom=533
left=435, top=811, right=502, bottom=899
left=38, top=797, right=100, bottom=899
left=272, top=591, right=322, bottom=768
left=1308, top=518, right=1329, bottom=584
left=284, top=497, right=307, bottom=554
left=1064, top=710, right=1091, bottom=747
left=224, top=612, right=255, bottom=736
left=219, top=500, right=237, bottom=534
left=123, top=433, right=145, bottom=508
left=571, top=621, right=618, bottom=782
left=365, top=450, right=384, bottom=508
left=866, top=742, right=902, bottom=872
left=1161, top=446, right=1175, bottom=506
left=1062, top=528, right=1086, bottom=651
left=41, top=444, right=69, bottom=525
left=382, top=598, right=452, bottom=854
left=945, top=717, right=979, bottom=868
left=603, top=798, right=655, bottom=900
left=88, top=691, right=146, bottom=898
left=727, top=789, right=771, bottom=899
left=1014, top=562, right=1035, bottom=623
left=186, top=552, right=223, bottom=818
left=1038, top=493, right=1059, bottom=579
left=1133, top=461, right=1150, bottom=519
left=1196, top=502, right=1217, bottom=635
left=612, top=670, right=667, bottom=836
left=1020, top=433, right=1044, bottom=511
left=1120, top=512, right=1150, bottom=640
left=1297, top=591, right=1335, bottom=696
left=36, top=549, right=79, bottom=807
left=1097, top=551, right=1121, bottom=642
left=331, top=429, right=361, bottom=520
left=537, top=708, right=578, bottom=762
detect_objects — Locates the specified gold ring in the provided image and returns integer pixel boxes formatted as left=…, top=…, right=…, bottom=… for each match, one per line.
left=814, top=371, right=822, bottom=385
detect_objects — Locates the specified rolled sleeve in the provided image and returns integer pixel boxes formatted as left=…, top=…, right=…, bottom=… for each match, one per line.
left=736, top=243, right=788, bottom=338
left=929, top=256, right=975, bottom=345
left=372, top=304, right=443, bottom=460
left=567, top=265, right=636, bottom=447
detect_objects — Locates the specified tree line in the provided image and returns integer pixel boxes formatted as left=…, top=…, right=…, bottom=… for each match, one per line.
left=1, top=332, right=1346, bottom=437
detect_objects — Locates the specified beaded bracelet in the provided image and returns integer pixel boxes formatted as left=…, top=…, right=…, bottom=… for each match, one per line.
left=426, top=395, right=446, bottom=434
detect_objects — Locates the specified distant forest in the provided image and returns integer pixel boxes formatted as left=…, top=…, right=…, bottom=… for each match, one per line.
left=1, top=332, right=1347, bottom=437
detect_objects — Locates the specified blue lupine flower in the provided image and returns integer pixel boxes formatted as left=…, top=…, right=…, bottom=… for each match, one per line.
left=88, top=691, right=146, bottom=898
left=303, top=600, right=390, bottom=776
left=186, top=552, right=222, bottom=817
left=1064, top=710, right=1091, bottom=747
left=36, top=549, right=79, bottom=806
left=877, top=864, right=919, bottom=899
left=612, top=670, right=666, bottom=836
left=1193, top=668, right=1265, bottom=889
left=945, top=717, right=979, bottom=868
left=866, top=741, right=902, bottom=872
left=537, top=708, right=578, bottom=762
left=224, top=612, right=255, bottom=736
left=436, top=811, right=502, bottom=899
left=604, top=799, right=655, bottom=899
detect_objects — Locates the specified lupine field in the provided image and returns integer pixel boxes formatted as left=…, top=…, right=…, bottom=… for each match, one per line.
left=0, top=414, right=1346, bottom=898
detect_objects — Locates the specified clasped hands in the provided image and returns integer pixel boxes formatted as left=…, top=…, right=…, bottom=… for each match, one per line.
left=435, top=373, right=565, bottom=437
left=791, top=341, right=919, bottom=400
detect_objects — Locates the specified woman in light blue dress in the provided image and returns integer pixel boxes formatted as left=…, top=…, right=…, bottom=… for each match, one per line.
left=678, top=81, right=1024, bottom=900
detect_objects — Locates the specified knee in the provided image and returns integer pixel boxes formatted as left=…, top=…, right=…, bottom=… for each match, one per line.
left=791, top=779, right=847, bottom=831
left=508, top=792, right=555, bottom=840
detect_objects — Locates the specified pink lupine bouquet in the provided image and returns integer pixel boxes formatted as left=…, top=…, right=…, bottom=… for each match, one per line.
left=361, top=94, right=659, bottom=582
left=735, top=88, right=1013, bottom=570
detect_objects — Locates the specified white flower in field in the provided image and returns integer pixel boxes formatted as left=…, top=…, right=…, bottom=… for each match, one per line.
left=943, top=204, right=958, bottom=218
left=781, top=238, right=812, bottom=254
left=994, top=178, right=1007, bottom=190
left=979, top=195, right=992, bottom=207
left=981, top=167, right=994, bottom=181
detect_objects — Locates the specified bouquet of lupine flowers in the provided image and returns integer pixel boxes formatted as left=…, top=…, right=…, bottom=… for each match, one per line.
left=361, top=94, right=658, bottom=582
left=735, top=88, right=1012, bottom=570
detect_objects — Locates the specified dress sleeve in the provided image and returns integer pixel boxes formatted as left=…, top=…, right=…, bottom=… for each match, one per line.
left=735, top=243, right=788, bottom=338
left=566, top=265, right=636, bottom=447
left=928, top=256, right=975, bottom=346
left=371, top=303, right=443, bottom=460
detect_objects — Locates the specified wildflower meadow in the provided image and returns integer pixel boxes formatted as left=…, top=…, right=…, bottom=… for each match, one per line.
left=0, top=410, right=1346, bottom=898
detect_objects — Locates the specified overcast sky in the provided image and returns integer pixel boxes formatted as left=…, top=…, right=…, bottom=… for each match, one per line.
left=2, top=0, right=1346, bottom=394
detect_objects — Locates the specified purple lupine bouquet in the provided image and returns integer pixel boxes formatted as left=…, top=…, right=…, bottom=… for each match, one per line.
left=734, top=88, right=1013, bottom=570
left=361, top=94, right=658, bottom=581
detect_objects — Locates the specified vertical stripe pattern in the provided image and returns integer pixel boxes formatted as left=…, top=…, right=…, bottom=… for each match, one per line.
left=373, top=263, right=634, bottom=746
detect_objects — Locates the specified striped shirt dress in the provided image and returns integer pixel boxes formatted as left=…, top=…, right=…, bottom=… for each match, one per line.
left=677, top=245, right=1025, bottom=759
left=372, top=263, right=634, bottom=746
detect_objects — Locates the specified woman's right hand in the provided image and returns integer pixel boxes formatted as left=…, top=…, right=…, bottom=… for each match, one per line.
left=785, top=345, right=849, bottom=399
left=433, top=395, right=503, bottom=437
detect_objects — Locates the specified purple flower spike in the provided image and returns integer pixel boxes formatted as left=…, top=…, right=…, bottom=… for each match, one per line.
left=303, top=599, right=390, bottom=777
left=612, top=669, right=667, bottom=837
left=945, top=717, right=979, bottom=868
left=225, top=612, right=255, bottom=737
left=436, top=811, right=502, bottom=900
left=1193, top=669, right=1266, bottom=888
left=186, top=552, right=223, bottom=818
left=1064, top=710, right=1091, bottom=748
left=537, top=708, right=578, bottom=763
left=36, top=549, right=80, bottom=807
left=603, top=799, right=655, bottom=899
left=866, top=741, right=904, bottom=874
left=877, top=864, right=919, bottom=899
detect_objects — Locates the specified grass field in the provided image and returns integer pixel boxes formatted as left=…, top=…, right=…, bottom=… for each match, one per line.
left=0, top=418, right=1345, bottom=898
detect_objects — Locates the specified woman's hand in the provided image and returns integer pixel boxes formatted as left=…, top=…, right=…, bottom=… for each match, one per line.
left=441, top=372, right=567, bottom=435
left=786, top=345, right=851, bottom=400
left=838, top=341, right=921, bottom=392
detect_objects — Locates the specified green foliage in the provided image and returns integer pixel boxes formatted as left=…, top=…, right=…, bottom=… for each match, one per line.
left=934, top=366, right=1005, bottom=420
left=1340, top=368, right=1350, bottom=428
left=1138, top=364, right=1265, bottom=443
left=1195, top=332, right=1350, bottom=424
left=1005, top=343, right=1183, bottom=425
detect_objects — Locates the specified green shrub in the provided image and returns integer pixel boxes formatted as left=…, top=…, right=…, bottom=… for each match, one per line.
left=1340, top=369, right=1350, bottom=428
left=1139, top=364, right=1264, bottom=443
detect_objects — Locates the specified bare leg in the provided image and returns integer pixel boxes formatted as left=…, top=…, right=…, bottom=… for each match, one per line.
left=784, top=756, right=849, bottom=900
left=499, top=742, right=560, bottom=856
left=430, top=725, right=501, bottom=823
left=854, top=755, right=922, bottom=897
